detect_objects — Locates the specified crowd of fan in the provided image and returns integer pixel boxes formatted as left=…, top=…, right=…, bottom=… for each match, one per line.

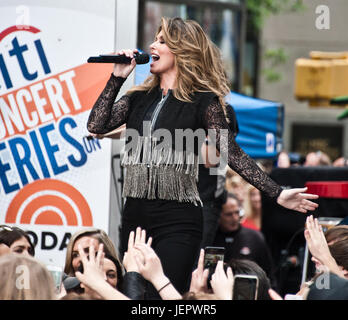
left=0, top=149, right=347, bottom=300
left=1, top=210, right=348, bottom=300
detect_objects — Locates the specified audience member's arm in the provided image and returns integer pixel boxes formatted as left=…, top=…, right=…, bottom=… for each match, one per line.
left=189, top=249, right=209, bottom=294
left=75, top=242, right=130, bottom=300
left=210, top=261, right=234, bottom=300
left=134, top=243, right=182, bottom=300
left=305, top=215, right=345, bottom=278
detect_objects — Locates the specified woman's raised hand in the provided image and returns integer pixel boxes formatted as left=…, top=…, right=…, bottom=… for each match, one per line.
left=304, top=215, right=330, bottom=261
left=304, top=215, right=345, bottom=278
left=133, top=240, right=182, bottom=300
left=75, top=241, right=130, bottom=300
left=113, top=49, right=138, bottom=78
left=210, top=261, right=234, bottom=300
left=133, top=242, right=166, bottom=284
left=123, top=227, right=152, bottom=273
left=189, top=249, right=209, bottom=294
left=75, top=241, right=105, bottom=291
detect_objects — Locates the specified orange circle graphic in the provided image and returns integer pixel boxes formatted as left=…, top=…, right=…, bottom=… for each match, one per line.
left=6, top=179, right=93, bottom=226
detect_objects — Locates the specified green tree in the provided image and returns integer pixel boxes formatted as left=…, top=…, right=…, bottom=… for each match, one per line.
left=246, top=0, right=305, bottom=33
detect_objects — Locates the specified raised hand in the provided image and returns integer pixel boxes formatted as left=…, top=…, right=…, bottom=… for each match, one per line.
left=113, top=49, right=138, bottom=78
left=210, top=261, right=234, bottom=300
left=123, top=227, right=152, bottom=272
left=75, top=241, right=129, bottom=300
left=277, top=187, right=319, bottom=213
left=304, top=215, right=344, bottom=278
left=133, top=242, right=165, bottom=284
left=75, top=241, right=105, bottom=291
left=134, top=242, right=182, bottom=299
left=189, top=249, right=209, bottom=294
left=304, top=215, right=330, bottom=261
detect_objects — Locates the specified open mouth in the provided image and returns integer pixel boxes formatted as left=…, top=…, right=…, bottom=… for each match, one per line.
left=152, top=54, right=160, bottom=61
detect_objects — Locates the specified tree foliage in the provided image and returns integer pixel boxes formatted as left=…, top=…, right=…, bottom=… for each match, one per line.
left=246, top=0, right=305, bottom=32
left=245, top=0, right=305, bottom=83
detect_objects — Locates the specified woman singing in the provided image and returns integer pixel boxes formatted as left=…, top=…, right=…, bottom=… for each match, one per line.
left=87, top=17, right=318, bottom=296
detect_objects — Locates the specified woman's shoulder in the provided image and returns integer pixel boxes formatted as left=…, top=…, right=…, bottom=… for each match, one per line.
left=128, top=86, right=159, bottom=101
left=193, top=90, right=218, bottom=99
left=191, top=91, right=218, bottom=107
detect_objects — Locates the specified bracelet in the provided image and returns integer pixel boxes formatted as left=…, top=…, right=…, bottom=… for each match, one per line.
left=158, top=281, right=171, bottom=293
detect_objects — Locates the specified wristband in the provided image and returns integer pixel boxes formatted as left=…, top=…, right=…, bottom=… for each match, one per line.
left=158, top=281, right=171, bottom=293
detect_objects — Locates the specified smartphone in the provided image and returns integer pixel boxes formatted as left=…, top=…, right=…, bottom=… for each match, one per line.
left=46, top=265, right=63, bottom=293
left=233, top=274, right=259, bottom=300
left=204, top=246, right=225, bottom=269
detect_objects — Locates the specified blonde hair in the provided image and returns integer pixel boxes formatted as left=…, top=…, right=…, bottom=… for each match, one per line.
left=128, top=17, right=230, bottom=110
left=225, top=169, right=246, bottom=194
left=0, top=254, right=56, bottom=300
left=242, top=184, right=262, bottom=229
left=243, top=185, right=260, bottom=218
left=64, top=228, right=123, bottom=277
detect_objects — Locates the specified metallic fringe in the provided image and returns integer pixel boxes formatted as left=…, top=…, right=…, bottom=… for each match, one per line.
left=121, top=138, right=202, bottom=206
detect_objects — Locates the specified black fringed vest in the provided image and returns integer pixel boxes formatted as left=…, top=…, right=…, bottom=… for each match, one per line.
left=121, top=87, right=217, bottom=206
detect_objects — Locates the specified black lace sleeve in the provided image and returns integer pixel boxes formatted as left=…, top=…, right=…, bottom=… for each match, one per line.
left=87, top=74, right=131, bottom=134
left=203, top=98, right=283, bottom=199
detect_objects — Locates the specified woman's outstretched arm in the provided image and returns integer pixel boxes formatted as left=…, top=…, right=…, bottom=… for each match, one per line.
left=203, top=98, right=319, bottom=213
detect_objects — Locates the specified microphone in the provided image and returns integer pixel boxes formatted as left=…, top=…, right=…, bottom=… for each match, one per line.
left=87, top=52, right=149, bottom=65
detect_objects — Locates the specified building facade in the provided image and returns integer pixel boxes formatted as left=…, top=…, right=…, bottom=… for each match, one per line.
left=259, top=0, right=348, bottom=161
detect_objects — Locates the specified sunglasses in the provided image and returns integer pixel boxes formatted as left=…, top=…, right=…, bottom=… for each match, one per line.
left=0, top=225, right=14, bottom=232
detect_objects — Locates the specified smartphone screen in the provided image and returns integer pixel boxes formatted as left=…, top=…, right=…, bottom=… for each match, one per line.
left=233, top=275, right=259, bottom=300
left=204, top=246, right=225, bottom=269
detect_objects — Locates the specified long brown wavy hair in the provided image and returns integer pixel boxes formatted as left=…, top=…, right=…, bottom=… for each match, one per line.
left=128, top=17, right=230, bottom=110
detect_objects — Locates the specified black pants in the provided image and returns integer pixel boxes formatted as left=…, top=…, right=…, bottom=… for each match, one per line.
left=119, top=197, right=203, bottom=298
left=200, top=201, right=222, bottom=249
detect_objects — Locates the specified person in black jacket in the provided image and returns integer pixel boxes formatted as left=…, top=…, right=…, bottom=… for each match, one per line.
left=212, top=192, right=276, bottom=287
left=87, top=16, right=318, bottom=296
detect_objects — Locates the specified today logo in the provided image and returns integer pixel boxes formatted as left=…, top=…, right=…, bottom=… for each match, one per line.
left=5, top=179, right=93, bottom=252
left=5, top=178, right=93, bottom=226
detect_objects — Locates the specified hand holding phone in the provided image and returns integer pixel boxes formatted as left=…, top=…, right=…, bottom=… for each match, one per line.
left=204, top=247, right=225, bottom=290
left=210, top=261, right=234, bottom=300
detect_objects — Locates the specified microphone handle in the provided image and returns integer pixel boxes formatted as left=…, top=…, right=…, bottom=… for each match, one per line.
left=87, top=52, right=149, bottom=64
left=87, top=55, right=132, bottom=64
